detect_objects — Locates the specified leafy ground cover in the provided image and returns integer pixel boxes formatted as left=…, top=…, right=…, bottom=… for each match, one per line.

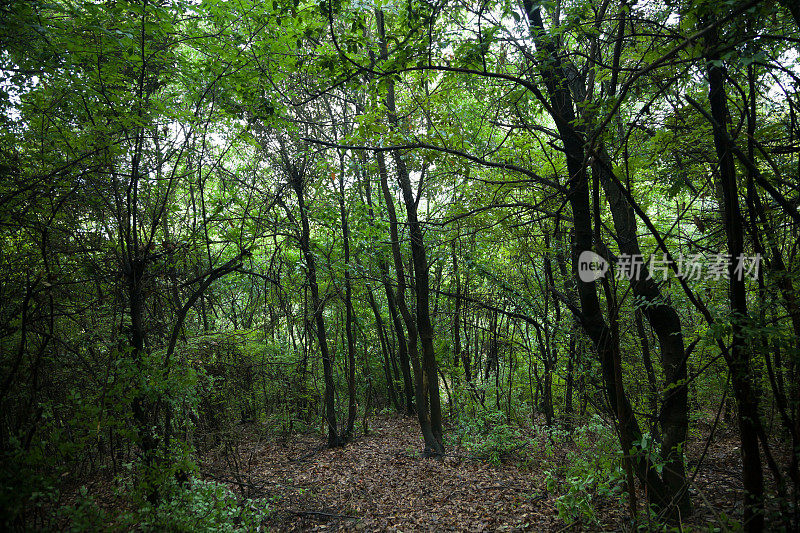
left=191, top=414, right=753, bottom=532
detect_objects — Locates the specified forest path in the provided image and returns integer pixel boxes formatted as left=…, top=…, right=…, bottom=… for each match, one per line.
left=201, top=414, right=565, bottom=531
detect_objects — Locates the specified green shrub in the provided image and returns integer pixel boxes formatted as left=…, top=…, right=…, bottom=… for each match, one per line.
left=451, top=409, right=524, bottom=465
left=542, top=415, right=627, bottom=526
left=57, top=487, right=109, bottom=532
left=134, top=478, right=272, bottom=532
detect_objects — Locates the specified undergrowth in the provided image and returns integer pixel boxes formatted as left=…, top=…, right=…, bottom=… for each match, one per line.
left=59, top=476, right=272, bottom=532
left=449, top=409, right=525, bottom=465
left=450, top=409, right=636, bottom=527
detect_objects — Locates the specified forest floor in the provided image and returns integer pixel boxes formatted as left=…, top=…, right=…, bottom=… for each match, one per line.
left=199, top=414, right=754, bottom=532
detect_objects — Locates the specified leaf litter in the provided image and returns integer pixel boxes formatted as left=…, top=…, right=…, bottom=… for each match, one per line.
left=201, top=415, right=562, bottom=531
left=198, top=413, right=790, bottom=531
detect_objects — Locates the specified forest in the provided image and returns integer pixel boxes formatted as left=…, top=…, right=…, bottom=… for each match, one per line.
left=1, top=0, right=799, bottom=530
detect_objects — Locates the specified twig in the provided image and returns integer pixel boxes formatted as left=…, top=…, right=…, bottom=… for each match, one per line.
left=199, top=471, right=305, bottom=491
left=396, top=441, right=529, bottom=462
left=200, top=470, right=262, bottom=489
left=291, top=444, right=326, bottom=462
left=290, top=509, right=359, bottom=520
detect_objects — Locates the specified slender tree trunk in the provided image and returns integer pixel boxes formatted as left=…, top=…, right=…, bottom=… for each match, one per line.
left=542, top=232, right=559, bottom=427
left=451, top=240, right=462, bottom=416
left=564, top=335, right=576, bottom=429
left=364, top=150, right=416, bottom=415
left=285, top=160, right=340, bottom=448
left=361, top=264, right=401, bottom=413
left=378, top=146, right=436, bottom=452
left=705, top=24, right=764, bottom=530
left=124, top=142, right=161, bottom=504
left=635, top=309, right=660, bottom=442
left=534, top=325, right=553, bottom=426
left=377, top=10, right=443, bottom=455
left=743, top=63, right=800, bottom=491
left=462, top=295, right=473, bottom=385
left=337, top=171, right=357, bottom=441
left=525, top=0, right=674, bottom=512
left=594, top=149, right=690, bottom=512
left=379, top=322, right=401, bottom=413
left=126, top=256, right=160, bottom=504
left=577, top=1, right=692, bottom=508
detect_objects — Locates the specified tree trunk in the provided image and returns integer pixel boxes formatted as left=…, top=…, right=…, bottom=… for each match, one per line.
left=361, top=266, right=401, bottom=413
left=525, top=0, right=675, bottom=512
left=125, top=255, right=159, bottom=504
left=452, top=239, right=462, bottom=379
left=285, top=160, right=341, bottom=448
left=635, top=309, right=660, bottom=442
left=337, top=171, right=357, bottom=441
left=705, top=23, right=764, bottom=530
left=364, top=149, right=416, bottom=415
left=377, top=10, right=443, bottom=455
left=593, top=149, right=690, bottom=513
left=564, top=335, right=576, bottom=429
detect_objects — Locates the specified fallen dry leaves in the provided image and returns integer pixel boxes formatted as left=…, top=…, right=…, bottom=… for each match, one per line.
left=66, top=412, right=789, bottom=531
left=200, top=415, right=771, bottom=531
left=201, top=415, right=563, bottom=532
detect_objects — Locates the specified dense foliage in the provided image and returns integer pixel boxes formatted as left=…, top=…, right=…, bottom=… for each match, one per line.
left=1, top=0, right=799, bottom=529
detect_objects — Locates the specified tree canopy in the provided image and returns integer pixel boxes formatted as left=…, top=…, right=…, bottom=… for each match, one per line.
left=1, top=0, right=799, bottom=529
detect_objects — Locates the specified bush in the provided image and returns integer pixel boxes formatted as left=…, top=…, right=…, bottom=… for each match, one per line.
left=451, top=409, right=525, bottom=465
left=542, top=415, right=627, bottom=526
left=133, top=478, right=272, bottom=532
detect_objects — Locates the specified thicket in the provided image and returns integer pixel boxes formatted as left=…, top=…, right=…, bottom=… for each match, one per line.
left=2, top=0, right=799, bottom=530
